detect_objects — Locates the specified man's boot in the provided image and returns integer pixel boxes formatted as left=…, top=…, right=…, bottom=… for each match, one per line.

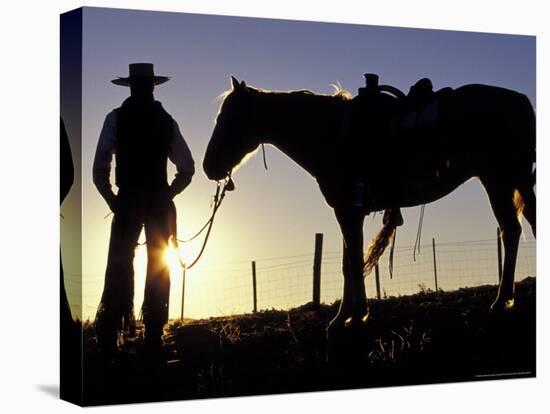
left=95, top=304, right=120, bottom=358
left=143, top=324, right=165, bottom=363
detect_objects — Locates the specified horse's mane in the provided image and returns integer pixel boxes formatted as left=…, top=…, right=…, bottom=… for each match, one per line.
left=216, top=83, right=352, bottom=103
left=288, top=84, right=352, bottom=101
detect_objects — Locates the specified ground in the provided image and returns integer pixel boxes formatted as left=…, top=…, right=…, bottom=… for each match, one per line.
left=80, top=277, right=535, bottom=406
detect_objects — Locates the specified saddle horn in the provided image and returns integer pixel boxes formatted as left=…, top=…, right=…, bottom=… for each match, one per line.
left=363, top=73, right=406, bottom=100
left=379, top=84, right=406, bottom=100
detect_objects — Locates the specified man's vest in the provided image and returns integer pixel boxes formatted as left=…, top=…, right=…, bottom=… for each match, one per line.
left=115, top=97, right=173, bottom=190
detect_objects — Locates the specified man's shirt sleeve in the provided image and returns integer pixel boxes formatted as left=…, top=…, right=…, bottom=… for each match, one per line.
left=93, top=111, right=117, bottom=202
left=168, top=119, right=195, bottom=195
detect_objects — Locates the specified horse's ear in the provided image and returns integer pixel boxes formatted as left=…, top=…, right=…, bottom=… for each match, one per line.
left=231, top=75, right=240, bottom=90
left=240, top=80, right=246, bottom=88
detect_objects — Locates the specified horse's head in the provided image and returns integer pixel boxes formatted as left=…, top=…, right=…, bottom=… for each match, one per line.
left=203, top=76, right=259, bottom=181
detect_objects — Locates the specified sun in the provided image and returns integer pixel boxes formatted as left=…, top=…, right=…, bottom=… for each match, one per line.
left=163, top=240, right=183, bottom=278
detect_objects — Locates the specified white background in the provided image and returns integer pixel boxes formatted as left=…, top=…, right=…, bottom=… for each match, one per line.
left=0, top=0, right=547, bottom=412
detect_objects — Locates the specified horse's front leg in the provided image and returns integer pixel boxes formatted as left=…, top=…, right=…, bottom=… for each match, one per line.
left=330, top=207, right=368, bottom=328
left=329, top=240, right=353, bottom=327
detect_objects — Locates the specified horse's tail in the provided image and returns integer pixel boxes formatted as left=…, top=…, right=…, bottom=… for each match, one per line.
left=364, top=221, right=396, bottom=275
left=513, top=189, right=525, bottom=218
left=512, top=92, right=536, bottom=221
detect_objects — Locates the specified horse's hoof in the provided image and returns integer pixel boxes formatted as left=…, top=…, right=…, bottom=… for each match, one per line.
left=328, top=313, right=349, bottom=331
left=326, top=312, right=369, bottom=361
left=344, top=312, right=369, bottom=329
left=490, top=298, right=515, bottom=314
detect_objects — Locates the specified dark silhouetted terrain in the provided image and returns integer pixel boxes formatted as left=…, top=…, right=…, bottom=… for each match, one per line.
left=82, top=277, right=535, bottom=406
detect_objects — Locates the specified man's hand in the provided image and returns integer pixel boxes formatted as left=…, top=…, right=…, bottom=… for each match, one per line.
left=168, top=186, right=178, bottom=199
left=164, top=186, right=178, bottom=201
left=169, top=172, right=193, bottom=198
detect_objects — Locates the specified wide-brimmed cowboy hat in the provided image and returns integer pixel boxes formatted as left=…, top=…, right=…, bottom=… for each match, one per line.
left=111, top=63, right=171, bottom=87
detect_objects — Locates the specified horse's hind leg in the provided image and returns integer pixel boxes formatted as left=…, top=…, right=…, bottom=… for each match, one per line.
left=481, top=179, right=521, bottom=311
left=517, top=184, right=536, bottom=237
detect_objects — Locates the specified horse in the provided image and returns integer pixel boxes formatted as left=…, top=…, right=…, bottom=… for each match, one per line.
left=203, top=76, right=536, bottom=329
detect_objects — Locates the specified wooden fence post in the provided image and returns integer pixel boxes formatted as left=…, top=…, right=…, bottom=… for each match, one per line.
left=432, top=237, right=439, bottom=292
left=313, top=233, right=323, bottom=305
left=375, top=264, right=381, bottom=300
left=252, top=261, right=257, bottom=313
left=497, top=227, right=503, bottom=283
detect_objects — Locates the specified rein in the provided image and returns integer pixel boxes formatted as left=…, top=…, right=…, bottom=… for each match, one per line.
left=174, top=175, right=232, bottom=270
left=171, top=174, right=232, bottom=321
left=132, top=175, right=233, bottom=271
left=126, top=176, right=232, bottom=323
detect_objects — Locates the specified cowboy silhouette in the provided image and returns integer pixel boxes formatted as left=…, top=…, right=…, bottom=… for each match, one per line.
left=93, top=63, right=195, bottom=356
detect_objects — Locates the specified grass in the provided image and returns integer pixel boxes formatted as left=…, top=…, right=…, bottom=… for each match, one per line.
left=80, top=277, right=536, bottom=406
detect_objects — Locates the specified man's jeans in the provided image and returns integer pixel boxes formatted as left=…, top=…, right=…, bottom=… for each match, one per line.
left=95, top=189, right=176, bottom=348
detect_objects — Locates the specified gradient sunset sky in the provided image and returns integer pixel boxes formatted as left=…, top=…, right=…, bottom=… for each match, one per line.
left=60, top=7, right=535, bottom=320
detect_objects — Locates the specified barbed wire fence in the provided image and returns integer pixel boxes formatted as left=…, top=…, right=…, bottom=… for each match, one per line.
left=66, top=230, right=536, bottom=322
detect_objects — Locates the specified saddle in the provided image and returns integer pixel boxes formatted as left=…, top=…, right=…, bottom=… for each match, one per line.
left=347, top=75, right=456, bottom=197
left=349, top=74, right=454, bottom=140
left=399, top=78, right=453, bottom=132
